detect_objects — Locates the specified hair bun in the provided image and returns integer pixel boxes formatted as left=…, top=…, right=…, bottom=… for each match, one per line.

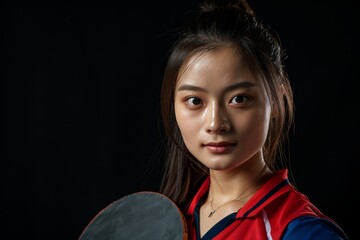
left=199, top=0, right=254, bottom=16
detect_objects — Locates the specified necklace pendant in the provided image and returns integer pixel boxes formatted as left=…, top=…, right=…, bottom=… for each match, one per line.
left=208, top=210, right=215, bottom=218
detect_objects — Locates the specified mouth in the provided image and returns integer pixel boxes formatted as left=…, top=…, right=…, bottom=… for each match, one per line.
left=202, top=141, right=237, bottom=154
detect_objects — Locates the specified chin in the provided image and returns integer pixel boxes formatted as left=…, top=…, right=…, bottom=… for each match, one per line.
left=205, top=161, right=235, bottom=171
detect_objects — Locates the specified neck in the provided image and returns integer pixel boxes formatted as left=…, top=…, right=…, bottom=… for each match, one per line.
left=207, top=162, right=272, bottom=205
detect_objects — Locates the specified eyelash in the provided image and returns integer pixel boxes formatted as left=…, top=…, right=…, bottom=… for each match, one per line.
left=229, top=95, right=249, bottom=105
left=184, top=95, right=250, bottom=107
left=185, top=97, right=203, bottom=106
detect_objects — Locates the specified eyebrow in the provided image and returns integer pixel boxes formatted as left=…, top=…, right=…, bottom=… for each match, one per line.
left=177, top=81, right=256, bottom=93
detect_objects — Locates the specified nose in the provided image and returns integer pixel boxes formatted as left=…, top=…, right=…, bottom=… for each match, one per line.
left=205, top=103, right=230, bottom=134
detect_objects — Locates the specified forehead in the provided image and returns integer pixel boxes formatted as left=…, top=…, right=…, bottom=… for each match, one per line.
left=176, top=47, right=259, bottom=87
left=179, top=47, right=240, bottom=77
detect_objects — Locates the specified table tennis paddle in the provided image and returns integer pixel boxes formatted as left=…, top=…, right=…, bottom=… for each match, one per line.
left=78, top=191, right=188, bottom=240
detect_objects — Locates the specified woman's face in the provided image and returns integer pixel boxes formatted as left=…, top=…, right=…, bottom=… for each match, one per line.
left=174, top=47, right=273, bottom=171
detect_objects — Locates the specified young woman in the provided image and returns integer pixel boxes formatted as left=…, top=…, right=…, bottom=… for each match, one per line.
left=158, top=0, right=349, bottom=239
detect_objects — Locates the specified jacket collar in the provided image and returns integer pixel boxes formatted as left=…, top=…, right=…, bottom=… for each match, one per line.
left=186, top=169, right=291, bottom=218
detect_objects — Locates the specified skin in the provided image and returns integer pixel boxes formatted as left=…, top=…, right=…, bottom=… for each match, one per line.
left=174, top=47, right=274, bottom=236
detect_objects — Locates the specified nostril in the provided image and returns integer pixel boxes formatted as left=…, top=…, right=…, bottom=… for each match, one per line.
left=206, top=122, right=230, bottom=134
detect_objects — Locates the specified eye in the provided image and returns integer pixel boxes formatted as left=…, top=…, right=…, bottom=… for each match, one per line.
left=185, top=97, right=203, bottom=106
left=229, top=95, right=249, bottom=105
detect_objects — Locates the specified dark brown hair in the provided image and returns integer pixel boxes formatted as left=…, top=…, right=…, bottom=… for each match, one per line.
left=159, top=0, right=294, bottom=212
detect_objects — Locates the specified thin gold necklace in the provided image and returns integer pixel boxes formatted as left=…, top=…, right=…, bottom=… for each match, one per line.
left=208, top=187, right=260, bottom=218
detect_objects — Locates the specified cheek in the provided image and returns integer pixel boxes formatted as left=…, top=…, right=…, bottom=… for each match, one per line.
left=234, top=106, right=271, bottom=144
left=246, top=108, right=271, bottom=143
left=174, top=104, right=197, bottom=143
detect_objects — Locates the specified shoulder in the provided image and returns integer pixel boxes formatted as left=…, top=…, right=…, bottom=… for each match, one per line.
left=282, top=216, right=349, bottom=240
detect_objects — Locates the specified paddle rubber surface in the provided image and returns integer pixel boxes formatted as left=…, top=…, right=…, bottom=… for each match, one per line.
left=79, top=191, right=187, bottom=240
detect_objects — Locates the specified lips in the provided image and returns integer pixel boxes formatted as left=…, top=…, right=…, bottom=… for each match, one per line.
left=203, top=141, right=236, bottom=154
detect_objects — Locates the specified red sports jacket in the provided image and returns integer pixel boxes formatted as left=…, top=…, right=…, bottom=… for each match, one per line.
left=185, top=169, right=338, bottom=240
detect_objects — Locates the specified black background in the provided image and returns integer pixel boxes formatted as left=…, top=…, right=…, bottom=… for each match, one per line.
left=1, top=0, right=359, bottom=239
